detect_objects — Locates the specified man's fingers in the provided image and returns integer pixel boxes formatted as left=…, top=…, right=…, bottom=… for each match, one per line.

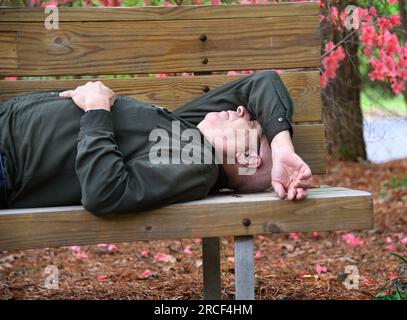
left=272, top=181, right=287, bottom=200
left=287, top=186, right=297, bottom=201
left=59, top=90, right=74, bottom=98
left=295, top=188, right=304, bottom=200
left=295, top=188, right=307, bottom=200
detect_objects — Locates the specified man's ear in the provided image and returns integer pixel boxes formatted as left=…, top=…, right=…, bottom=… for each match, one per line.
left=235, top=152, right=262, bottom=168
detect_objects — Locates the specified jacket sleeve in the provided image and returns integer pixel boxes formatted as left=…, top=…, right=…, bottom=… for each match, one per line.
left=75, top=109, right=140, bottom=216
left=75, top=109, right=214, bottom=216
left=173, top=70, right=293, bottom=144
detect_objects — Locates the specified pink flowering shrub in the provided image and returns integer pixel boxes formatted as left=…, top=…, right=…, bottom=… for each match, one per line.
left=321, top=2, right=406, bottom=95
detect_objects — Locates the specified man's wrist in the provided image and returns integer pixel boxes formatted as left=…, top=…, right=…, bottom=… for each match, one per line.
left=271, top=130, right=295, bottom=155
left=84, top=95, right=111, bottom=112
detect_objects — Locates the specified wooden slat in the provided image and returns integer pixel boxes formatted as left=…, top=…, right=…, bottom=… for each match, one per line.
left=0, top=32, right=17, bottom=69
left=0, top=186, right=373, bottom=251
left=0, top=71, right=322, bottom=122
left=293, top=124, right=326, bottom=175
left=0, top=3, right=319, bottom=22
left=0, top=15, right=320, bottom=76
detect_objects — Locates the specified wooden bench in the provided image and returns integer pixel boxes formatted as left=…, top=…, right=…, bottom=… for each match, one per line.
left=0, top=2, right=373, bottom=300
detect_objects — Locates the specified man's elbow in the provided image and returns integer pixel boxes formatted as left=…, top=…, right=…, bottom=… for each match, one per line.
left=82, top=197, right=113, bottom=217
left=81, top=192, right=145, bottom=217
left=81, top=191, right=122, bottom=217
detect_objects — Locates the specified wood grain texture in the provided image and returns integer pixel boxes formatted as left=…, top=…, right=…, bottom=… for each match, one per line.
left=0, top=3, right=319, bottom=22
left=0, top=16, right=320, bottom=76
left=0, top=71, right=322, bottom=122
left=0, top=186, right=373, bottom=251
left=292, top=124, right=326, bottom=175
left=0, top=32, right=17, bottom=70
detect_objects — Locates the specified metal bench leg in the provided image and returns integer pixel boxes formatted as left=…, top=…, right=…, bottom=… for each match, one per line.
left=202, top=237, right=221, bottom=300
left=234, top=235, right=255, bottom=300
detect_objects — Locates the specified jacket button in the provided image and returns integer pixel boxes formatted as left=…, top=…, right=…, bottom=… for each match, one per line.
left=278, top=117, right=284, bottom=122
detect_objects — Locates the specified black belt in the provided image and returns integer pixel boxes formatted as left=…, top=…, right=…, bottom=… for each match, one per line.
left=0, top=149, right=7, bottom=206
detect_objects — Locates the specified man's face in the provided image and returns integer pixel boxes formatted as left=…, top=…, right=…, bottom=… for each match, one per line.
left=197, top=106, right=261, bottom=163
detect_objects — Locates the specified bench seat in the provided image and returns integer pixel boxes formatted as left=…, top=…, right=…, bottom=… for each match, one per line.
left=0, top=185, right=373, bottom=251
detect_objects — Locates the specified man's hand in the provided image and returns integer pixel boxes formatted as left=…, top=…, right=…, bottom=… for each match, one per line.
left=271, top=150, right=312, bottom=200
left=59, top=81, right=116, bottom=112
left=271, top=130, right=313, bottom=200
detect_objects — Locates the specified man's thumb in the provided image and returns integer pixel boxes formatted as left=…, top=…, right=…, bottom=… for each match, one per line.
left=59, top=90, right=74, bottom=98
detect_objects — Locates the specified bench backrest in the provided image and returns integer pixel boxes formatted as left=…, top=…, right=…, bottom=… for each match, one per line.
left=0, top=2, right=324, bottom=174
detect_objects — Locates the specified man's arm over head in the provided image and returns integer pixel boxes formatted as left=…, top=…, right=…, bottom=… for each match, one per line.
left=174, top=70, right=293, bottom=143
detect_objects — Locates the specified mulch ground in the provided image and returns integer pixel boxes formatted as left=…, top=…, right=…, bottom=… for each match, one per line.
left=0, top=158, right=406, bottom=300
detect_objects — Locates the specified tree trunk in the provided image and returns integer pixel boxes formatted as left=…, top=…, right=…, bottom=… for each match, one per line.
left=399, top=0, right=407, bottom=107
left=321, top=1, right=367, bottom=161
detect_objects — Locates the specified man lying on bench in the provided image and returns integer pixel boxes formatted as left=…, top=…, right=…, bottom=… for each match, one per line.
left=0, top=71, right=312, bottom=216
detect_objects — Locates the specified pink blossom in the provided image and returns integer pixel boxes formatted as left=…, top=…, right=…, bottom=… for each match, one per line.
left=330, top=6, right=339, bottom=25
left=97, top=243, right=118, bottom=252
left=154, top=252, right=168, bottom=261
left=69, top=245, right=81, bottom=253
left=377, top=17, right=394, bottom=32
left=341, top=233, right=364, bottom=247
left=141, top=269, right=154, bottom=278
left=321, top=43, right=346, bottom=87
left=153, top=252, right=176, bottom=263
left=315, top=265, right=327, bottom=274
left=141, top=250, right=150, bottom=257
left=384, top=244, right=396, bottom=251
left=97, top=274, right=108, bottom=281
left=4, top=77, right=17, bottom=81
left=325, top=41, right=335, bottom=52
left=163, top=0, right=176, bottom=7
left=385, top=236, right=393, bottom=243
left=254, top=250, right=262, bottom=260
left=41, top=1, right=58, bottom=7
left=289, top=233, right=300, bottom=240
left=183, top=245, right=192, bottom=255
left=362, top=278, right=371, bottom=286
left=75, top=252, right=89, bottom=259
left=390, top=79, right=405, bottom=95
left=98, top=0, right=122, bottom=6
left=107, top=244, right=118, bottom=251
left=311, top=232, right=320, bottom=239
left=359, top=25, right=377, bottom=49
left=388, top=273, right=397, bottom=280
left=368, top=7, right=377, bottom=17
left=400, top=237, right=407, bottom=245
left=390, top=15, right=401, bottom=27
left=320, top=73, right=328, bottom=88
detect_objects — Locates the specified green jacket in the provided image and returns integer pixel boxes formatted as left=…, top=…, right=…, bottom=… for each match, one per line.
left=0, top=71, right=293, bottom=215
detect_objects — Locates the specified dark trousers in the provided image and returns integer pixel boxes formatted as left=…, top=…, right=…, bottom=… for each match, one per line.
left=0, top=150, right=6, bottom=208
